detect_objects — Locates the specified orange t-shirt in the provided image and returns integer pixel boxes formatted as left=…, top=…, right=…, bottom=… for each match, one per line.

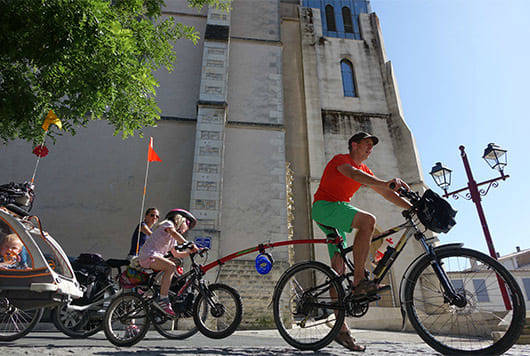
left=314, top=154, right=374, bottom=203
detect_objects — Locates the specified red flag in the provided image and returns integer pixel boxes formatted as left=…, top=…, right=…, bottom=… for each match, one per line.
left=147, top=137, right=162, bottom=162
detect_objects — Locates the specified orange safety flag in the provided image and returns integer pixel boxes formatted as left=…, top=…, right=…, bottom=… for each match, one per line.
left=147, top=137, right=162, bottom=162
left=42, top=110, right=62, bottom=131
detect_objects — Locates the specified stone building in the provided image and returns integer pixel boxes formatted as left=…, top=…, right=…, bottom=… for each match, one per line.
left=0, top=0, right=427, bottom=328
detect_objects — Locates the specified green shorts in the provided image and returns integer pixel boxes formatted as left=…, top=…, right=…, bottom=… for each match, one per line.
left=311, top=200, right=359, bottom=259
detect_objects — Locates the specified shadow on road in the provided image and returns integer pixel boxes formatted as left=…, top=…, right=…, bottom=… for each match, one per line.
left=95, top=347, right=336, bottom=355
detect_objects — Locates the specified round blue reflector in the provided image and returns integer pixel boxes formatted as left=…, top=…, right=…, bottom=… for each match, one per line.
left=255, top=253, right=273, bottom=275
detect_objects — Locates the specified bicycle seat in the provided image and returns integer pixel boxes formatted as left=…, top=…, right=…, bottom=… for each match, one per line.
left=317, top=223, right=341, bottom=239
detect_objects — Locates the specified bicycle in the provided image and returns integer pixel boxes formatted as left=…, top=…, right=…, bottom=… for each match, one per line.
left=272, top=187, right=526, bottom=355
left=103, top=243, right=243, bottom=347
left=50, top=255, right=129, bottom=338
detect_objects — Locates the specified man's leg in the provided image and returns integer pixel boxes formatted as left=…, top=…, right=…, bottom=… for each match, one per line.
left=350, top=210, right=376, bottom=287
left=329, top=251, right=366, bottom=351
left=329, top=252, right=349, bottom=332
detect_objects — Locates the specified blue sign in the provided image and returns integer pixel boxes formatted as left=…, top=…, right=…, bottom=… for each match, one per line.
left=195, top=236, right=211, bottom=249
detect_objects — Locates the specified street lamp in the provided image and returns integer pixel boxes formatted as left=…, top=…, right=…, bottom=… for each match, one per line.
left=430, top=144, right=511, bottom=310
left=429, top=162, right=452, bottom=195
left=483, top=143, right=507, bottom=175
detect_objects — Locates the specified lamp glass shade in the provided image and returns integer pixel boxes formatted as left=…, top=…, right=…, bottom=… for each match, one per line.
left=430, top=162, right=452, bottom=190
left=483, top=143, right=507, bottom=171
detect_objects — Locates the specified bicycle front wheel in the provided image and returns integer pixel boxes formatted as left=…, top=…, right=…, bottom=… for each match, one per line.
left=103, top=292, right=150, bottom=347
left=193, top=283, right=242, bottom=339
left=405, top=247, right=526, bottom=355
left=152, top=290, right=199, bottom=339
left=272, top=261, right=346, bottom=351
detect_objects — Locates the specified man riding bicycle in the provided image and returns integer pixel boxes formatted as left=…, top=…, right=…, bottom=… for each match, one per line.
left=312, top=131, right=412, bottom=351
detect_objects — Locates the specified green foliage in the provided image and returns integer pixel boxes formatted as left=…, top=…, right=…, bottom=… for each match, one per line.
left=0, top=0, right=231, bottom=143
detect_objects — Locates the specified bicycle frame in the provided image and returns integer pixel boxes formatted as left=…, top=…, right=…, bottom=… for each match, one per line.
left=335, top=213, right=465, bottom=306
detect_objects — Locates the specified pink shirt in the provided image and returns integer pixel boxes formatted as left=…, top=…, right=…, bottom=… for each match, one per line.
left=138, top=220, right=175, bottom=267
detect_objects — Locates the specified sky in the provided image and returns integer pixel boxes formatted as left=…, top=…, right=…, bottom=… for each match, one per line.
left=369, top=0, right=530, bottom=256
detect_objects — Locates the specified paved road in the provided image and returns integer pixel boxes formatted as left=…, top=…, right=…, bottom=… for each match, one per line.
left=1, top=329, right=529, bottom=355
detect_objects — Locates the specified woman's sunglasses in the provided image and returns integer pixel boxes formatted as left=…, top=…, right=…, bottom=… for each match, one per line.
left=149, top=214, right=160, bottom=218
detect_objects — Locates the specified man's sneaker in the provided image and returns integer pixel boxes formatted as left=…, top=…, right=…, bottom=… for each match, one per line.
left=154, top=297, right=176, bottom=317
left=125, top=324, right=139, bottom=338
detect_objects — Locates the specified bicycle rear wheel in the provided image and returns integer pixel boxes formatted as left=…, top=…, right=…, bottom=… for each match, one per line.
left=405, top=247, right=526, bottom=355
left=103, top=292, right=150, bottom=347
left=51, top=303, right=102, bottom=338
left=272, top=261, right=345, bottom=351
left=0, top=299, right=43, bottom=341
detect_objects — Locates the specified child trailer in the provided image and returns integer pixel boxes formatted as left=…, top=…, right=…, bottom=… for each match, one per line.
left=0, top=182, right=83, bottom=341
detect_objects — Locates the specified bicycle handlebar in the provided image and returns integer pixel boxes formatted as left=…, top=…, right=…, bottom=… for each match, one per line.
left=389, top=182, right=421, bottom=205
left=175, top=241, right=209, bottom=257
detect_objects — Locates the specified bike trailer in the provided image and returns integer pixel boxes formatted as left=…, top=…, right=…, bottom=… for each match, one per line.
left=0, top=207, right=83, bottom=309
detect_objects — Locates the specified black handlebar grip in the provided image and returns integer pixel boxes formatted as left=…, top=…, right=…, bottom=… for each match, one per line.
left=389, top=182, right=396, bottom=190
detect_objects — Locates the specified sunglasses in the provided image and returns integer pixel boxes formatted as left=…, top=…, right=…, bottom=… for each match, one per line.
left=150, top=214, right=159, bottom=218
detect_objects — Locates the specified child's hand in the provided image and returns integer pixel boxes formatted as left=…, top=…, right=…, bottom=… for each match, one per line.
left=2, top=251, right=19, bottom=264
left=189, top=243, right=200, bottom=254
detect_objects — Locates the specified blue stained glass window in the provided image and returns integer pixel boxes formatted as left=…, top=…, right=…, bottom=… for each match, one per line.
left=341, top=59, right=356, bottom=97
left=325, top=5, right=336, bottom=32
left=342, top=7, right=353, bottom=34
left=473, top=279, right=490, bottom=302
left=302, top=0, right=369, bottom=40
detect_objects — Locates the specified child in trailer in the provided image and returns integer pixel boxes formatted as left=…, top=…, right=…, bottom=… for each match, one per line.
left=0, top=233, right=28, bottom=269
left=138, top=209, right=198, bottom=317
left=127, top=207, right=160, bottom=259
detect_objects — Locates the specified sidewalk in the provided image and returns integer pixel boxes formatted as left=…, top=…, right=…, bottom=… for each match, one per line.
left=2, top=328, right=529, bottom=355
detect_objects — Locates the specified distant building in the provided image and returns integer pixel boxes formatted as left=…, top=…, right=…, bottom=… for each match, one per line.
left=498, top=247, right=530, bottom=306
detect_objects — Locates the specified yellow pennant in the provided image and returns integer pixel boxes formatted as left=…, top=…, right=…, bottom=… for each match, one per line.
left=42, top=110, right=62, bottom=131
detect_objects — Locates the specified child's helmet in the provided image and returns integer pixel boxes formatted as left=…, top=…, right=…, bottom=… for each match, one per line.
left=165, top=209, right=197, bottom=230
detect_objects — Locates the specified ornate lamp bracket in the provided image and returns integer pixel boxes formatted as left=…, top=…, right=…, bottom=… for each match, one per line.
left=449, top=192, right=472, bottom=201
left=479, top=181, right=499, bottom=197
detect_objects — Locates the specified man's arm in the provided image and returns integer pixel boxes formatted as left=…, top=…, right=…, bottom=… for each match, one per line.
left=370, top=184, right=412, bottom=210
left=337, top=164, right=387, bottom=188
left=337, top=163, right=412, bottom=210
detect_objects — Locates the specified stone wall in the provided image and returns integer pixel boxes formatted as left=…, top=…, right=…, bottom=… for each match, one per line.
left=217, top=260, right=290, bottom=329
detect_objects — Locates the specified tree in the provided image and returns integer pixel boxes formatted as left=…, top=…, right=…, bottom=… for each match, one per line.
left=0, top=0, right=230, bottom=143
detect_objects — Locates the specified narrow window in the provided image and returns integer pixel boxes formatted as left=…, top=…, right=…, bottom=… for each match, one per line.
left=342, top=7, right=353, bottom=33
left=473, top=279, right=490, bottom=302
left=325, top=5, right=336, bottom=32
left=452, top=279, right=464, bottom=292
left=340, top=59, right=356, bottom=97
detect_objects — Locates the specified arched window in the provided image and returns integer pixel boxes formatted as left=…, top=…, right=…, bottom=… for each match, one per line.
left=325, top=5, right=336, bottom=32
left=340, top=59, right=356, bottom=97
left=342, top=7, right=353, bottom=34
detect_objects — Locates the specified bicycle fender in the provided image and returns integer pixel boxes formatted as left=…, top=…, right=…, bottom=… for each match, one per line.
left=397, top=242, right=464, bottom=330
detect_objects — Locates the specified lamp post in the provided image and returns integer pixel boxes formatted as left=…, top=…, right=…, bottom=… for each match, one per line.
left=430, top=144, right=511, bottom=310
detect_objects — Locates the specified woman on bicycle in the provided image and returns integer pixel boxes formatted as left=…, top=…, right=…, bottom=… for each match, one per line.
left=137, top=209, right=199, bottom=317
left=127, top=207, right=160, bottom=259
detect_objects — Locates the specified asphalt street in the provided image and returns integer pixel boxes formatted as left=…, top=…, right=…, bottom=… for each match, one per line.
left=1, top=328, right=529, bottom=355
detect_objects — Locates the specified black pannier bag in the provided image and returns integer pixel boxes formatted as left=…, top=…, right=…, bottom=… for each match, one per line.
left=417, top=189, right=457, bottom=234
left=71, top=253, right=112, bottom=302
